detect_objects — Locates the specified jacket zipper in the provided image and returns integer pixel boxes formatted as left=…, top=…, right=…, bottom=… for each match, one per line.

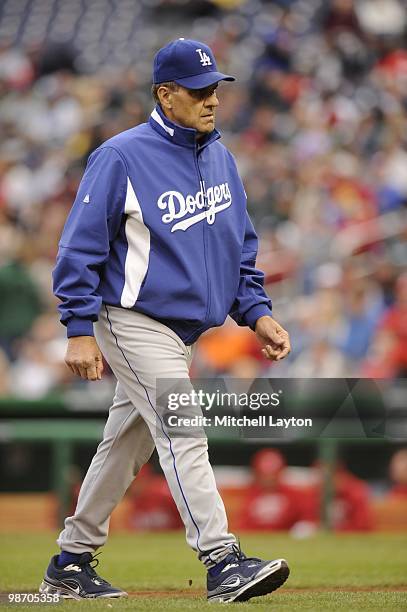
left=194, top=146, right=211, bottom=323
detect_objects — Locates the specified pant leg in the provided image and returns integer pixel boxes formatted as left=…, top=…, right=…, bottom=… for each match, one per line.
left=57, top=381, right=155, bottom=553
left=95, top=305, right=237, bottom=566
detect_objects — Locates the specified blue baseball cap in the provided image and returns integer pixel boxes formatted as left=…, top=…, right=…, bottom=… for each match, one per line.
left=153, top=38, right=235, bottom=89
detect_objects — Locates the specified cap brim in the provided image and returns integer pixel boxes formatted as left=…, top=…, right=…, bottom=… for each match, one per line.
left=174, top=71, right=235, bottom=89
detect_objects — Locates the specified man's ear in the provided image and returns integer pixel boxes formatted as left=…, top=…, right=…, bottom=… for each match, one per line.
left=158, top=86, right=172, bottom=110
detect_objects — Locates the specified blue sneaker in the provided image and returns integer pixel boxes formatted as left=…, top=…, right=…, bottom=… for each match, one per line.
left=39, top=553, right=127, bottom=600
left=207, top=546, right=289, bottom=603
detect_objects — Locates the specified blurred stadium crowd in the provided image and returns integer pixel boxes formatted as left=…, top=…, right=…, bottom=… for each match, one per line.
left=0, top=0, right=406, bottom=398
left=70, top=446, right=407, bottom=533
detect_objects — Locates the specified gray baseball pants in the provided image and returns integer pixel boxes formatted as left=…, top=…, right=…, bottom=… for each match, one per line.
left=57, top=305, right=236, bottom=566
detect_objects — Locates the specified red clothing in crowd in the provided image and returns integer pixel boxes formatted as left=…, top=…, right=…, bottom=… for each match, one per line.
left=388, top=484, right=407, bottom=499
left=238, top=483, right=304, bottom=531
left=331, top=471, right=373, bottom=531
left=129, top=477, right=182, bottom=531
left=127, top=465, right=182, bottom=531
left=380, top=305, right=407, bottom=371
left=306, top=469, right=373, bottom=531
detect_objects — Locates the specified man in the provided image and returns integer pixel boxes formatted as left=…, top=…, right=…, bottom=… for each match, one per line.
left=40, top=39, right=291, bottom=604
left=239, top=449, right=303, bottom=532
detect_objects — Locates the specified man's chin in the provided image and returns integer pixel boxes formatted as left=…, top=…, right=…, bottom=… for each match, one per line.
left=198, top=123, right=215, bottom=134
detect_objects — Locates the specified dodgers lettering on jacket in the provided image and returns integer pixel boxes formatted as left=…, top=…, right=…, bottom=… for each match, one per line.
left=53, top=105, right=272, bottom=344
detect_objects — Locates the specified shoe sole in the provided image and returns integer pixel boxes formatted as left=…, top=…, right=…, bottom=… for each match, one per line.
left=39, top=579, right=127, bottom=600
left=207, top=558, right=290, bottom=604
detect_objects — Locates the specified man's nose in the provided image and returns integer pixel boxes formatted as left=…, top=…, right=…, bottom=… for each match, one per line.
left=205, top=91, right=219, bottom=107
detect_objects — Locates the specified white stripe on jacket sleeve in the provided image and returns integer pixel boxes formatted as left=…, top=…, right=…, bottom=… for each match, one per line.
left=120, top=177, right=151, bottom=308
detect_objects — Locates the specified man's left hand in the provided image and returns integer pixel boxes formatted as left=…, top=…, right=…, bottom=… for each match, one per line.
left=255, top=316, right=291, bottom=361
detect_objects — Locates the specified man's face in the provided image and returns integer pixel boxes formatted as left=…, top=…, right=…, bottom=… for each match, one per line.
left=161, top=83, right=220, bottom=136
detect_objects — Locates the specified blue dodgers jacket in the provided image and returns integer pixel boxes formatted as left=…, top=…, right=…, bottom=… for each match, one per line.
left=53, top=105, right=272, bottom=345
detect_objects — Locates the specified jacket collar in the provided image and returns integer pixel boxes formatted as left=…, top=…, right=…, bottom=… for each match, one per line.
left=149, top=104, right=221, bottom=150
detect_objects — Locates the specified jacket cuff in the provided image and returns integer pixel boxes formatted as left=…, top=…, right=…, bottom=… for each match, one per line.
left=66, top=318, right=94, bottom=338
left=245, top=304, right=272, bottom=330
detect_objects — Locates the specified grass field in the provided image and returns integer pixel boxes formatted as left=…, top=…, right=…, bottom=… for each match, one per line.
left=1, top=532, right=406, bottom=611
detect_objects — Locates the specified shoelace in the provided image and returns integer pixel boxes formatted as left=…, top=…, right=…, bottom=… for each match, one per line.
left=229, top=543, right=262, bottom=565
left=79, top=553, right=110, bottom=585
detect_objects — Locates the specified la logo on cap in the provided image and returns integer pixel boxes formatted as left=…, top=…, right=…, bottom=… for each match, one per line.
left=196, top=48, right=212, bottom=67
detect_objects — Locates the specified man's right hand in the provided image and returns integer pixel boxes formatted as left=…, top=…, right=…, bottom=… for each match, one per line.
left=65, top=336, right=104, bottom=381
